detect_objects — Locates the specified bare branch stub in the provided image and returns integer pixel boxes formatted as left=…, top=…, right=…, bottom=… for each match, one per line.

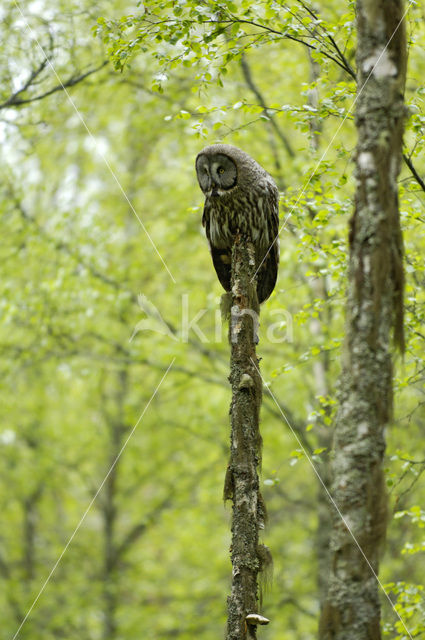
left=226, top=233, right=266, bottom=640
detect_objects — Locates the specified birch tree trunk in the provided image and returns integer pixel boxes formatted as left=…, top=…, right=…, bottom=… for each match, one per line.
left=306, top=44, right=334, bottom=608
left=225, top=234, right=267, bottom=640
left=319, top=1, right=406, bottom=639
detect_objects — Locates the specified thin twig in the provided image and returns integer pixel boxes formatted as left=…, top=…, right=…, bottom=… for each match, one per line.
left=240, top=54, right=295, bottom=158
left=0, top=61, right=109, bottom=109
left=403, top=154, right=425, bottom=193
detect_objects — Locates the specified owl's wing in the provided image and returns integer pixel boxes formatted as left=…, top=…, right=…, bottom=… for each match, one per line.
left=256, top=183, right=280, bottom=303
left=202, top=200, right=231, bottom=293
left=201, top=200, right=210, bottom=231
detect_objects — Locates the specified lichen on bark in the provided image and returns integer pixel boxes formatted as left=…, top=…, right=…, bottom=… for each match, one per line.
left=319, top=2, right=406, bottom=639
left=225, top=234, right=266, bottom=640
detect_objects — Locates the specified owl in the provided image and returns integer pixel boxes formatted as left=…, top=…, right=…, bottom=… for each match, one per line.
left=196, top=144, right=280, bottom=303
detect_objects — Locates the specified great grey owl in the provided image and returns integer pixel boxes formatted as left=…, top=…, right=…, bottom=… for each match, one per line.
left=195, top=144, right=280, bottom=303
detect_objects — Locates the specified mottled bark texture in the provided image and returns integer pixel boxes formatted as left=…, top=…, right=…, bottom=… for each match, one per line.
left=319, top=2, right=406, bottom=640
left=225, top=235, right=266, bottom=640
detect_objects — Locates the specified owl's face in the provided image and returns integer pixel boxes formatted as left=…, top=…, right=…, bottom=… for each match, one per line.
left=196, top=153, right=237, bottom=198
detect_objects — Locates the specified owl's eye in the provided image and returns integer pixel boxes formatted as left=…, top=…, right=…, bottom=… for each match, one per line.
left=217, top=166, right=225, bottom=174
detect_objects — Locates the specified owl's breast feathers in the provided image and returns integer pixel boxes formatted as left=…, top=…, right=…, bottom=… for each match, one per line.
left=202, top=179, right=279, bottom=303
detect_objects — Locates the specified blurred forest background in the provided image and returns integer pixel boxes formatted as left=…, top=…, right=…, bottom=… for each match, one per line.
left=1, top=1, right=425, bottom=639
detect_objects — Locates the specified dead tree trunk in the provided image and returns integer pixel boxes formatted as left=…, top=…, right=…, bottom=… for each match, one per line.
left=225, top=234, right=268, bottom=640
left=319, top=2, right=406, bottom=639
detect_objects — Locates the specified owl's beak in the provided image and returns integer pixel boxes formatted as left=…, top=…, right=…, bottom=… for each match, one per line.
left=211, top=182, right=220, bottom=197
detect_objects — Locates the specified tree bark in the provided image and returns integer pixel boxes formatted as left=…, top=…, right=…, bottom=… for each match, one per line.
left=306, top=42, right=334, bottom=608
left=319, top=2, right=406, bottom=639
left=225, top=235, right=267, bottom=640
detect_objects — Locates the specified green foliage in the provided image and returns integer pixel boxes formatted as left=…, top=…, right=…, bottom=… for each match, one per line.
left=1, top=1, right=425, bottom=639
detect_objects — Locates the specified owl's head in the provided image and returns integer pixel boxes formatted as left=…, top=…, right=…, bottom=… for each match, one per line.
left=196, top=147, right=237, bottom=198
left=196, top=144, right=272, bottom=200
